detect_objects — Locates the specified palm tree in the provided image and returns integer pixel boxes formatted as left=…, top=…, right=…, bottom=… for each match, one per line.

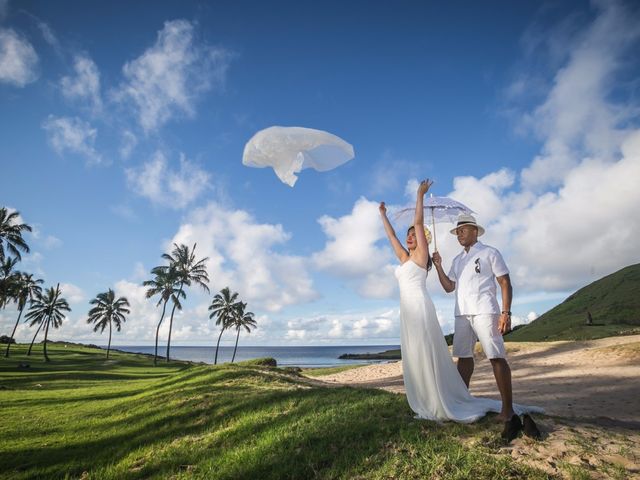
left=208, top=287, right=240, bottom=364
left=4, top=273, right=43, bottom=357
left=24, top=284, right=70, bottom=361
left=0, top=207, right=32, bottom=262
left=143, top=266, right=184, bottom=365
left=0, top=256, right=20, bottom=308
left=26, top=320, right=44, bottom=356
left=230, top=302, right=257, bottom=363
left=87, top=289, right=130, bottom=359
left=160, top=243, right=209, bottom=362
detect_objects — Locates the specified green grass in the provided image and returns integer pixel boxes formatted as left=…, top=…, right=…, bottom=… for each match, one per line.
left=302, top=364, right=367, bottom=377
left=0, top=344, right=551, bottom=479
left=506, top=263, right=640, bottom=342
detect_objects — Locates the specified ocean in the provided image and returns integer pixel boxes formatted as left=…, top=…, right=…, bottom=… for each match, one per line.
left=113, top=345, right=400, bottom=368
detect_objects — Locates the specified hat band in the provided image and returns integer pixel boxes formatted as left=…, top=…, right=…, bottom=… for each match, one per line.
left=456, top=221, right=477, bottom=227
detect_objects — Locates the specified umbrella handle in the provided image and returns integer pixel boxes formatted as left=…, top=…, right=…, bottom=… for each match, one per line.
left=431, top=207, right=438, bottom=252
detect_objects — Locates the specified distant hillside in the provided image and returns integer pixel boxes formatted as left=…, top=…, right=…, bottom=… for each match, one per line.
left=506, top=263, right=640, bottom=342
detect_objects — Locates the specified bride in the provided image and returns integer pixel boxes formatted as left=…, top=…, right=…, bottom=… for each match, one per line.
left=379, top=179, right=541, bottom=424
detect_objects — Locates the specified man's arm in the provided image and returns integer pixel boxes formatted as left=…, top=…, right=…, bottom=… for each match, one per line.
left=432, top=252, right=456, bottom=293
left=496, top=274, right=512, bottom=334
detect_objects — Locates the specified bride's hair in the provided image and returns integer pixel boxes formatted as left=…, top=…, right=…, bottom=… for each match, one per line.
left=406, top=226, right=433, bottom=271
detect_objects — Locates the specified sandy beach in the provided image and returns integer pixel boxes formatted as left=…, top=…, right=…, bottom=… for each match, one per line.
left=309, top=334, right=640, bottom=478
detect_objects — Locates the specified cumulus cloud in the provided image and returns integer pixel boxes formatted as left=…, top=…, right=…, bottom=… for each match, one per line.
left=60, top=54, right=102, bottom=112
left=0, top=28, right=39, bottom=87
left=125, top=151, right=210, bottom=209
left=313, top=197, right=397, bottom=298
left=443, top=0, right=640, bottom=293
left=515, top=1, right=640, bottom=191
left=281, top=308, right=401, bottom=344
left=112, top=279, right=172, bottom=343
left=170, top=202, right=319, bottom=313
left=59, top=282, right=85, bottom=305
left=114, top=19, right=232, bottom=133
left=42, top=115, right=102, bottom=165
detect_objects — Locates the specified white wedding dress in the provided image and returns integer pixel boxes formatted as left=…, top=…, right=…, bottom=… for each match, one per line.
left=395, top=259, right=543, bottom=423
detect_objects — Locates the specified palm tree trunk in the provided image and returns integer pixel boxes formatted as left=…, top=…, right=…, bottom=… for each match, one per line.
left=43, top=316, right=51, bottom=362
left=214, top=327, right=225, bottom=365
left=107, top=320, right=112, bottom=359
left=231, top=327, right=240, bottom=363
left=4, top=305, right=24, bottom=357
left=166, top=283, right=184, bottom=362
left=27, top=322, right=44, bottom=356
left=154, top=298, right=168, bottom=366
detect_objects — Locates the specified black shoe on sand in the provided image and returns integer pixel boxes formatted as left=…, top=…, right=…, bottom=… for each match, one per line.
left=522, top=414, right=542, bottom=440
left=501, top=414, right=523, bottom=442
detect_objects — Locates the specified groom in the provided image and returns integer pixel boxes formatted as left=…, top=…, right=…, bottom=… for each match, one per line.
left=432, top=214, right=530, bottom=440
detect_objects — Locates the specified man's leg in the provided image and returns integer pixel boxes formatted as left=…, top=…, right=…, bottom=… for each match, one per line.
left=473, top=314, right=514, bottom=421
left=490, top=358, right=514, bottom=421
left=452, top=315, right=476, bottom=388
left=457, top=357, right=474, bottom=387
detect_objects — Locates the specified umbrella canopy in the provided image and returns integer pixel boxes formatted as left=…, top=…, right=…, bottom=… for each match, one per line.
left=393, top=195, right=474, bottom=251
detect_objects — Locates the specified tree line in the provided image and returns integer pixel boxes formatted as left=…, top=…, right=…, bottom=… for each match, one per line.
left=0, top=207, right=256, bottom=364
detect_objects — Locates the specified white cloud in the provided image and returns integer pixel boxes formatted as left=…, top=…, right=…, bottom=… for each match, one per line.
left=42, top=115, right=102, bottom=165
left=119, top=130, right=137, bottom=159
left=0, top=28, right=39, bottom=87
left=516, top=1, right=640, bottom=191
left=280, top=308, right=401, bottom=344
left=114, top=19, right=232, bottom=133
left=508, top=132, right=640, bottom=290
left=41, top=235, right=62, bottom=249
left=36, top=20, right=61, bottom=54
left=313, top=197, right=393, bottom=284
left=59, top=282, right=85, bottom=304
left=442, top=1, right=640, bottom=294
left=60, top=54, right=102, bottom=112
left=170, top=202, right=319, bottom=313
left=82, top=279, right=214, bottom=346
left=449, top=169, right=515, bottom=221
left=125, top=151, right=210, bottom=209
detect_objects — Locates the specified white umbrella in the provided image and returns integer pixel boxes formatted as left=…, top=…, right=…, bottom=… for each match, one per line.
left=393, top=195, right=474, bottom=251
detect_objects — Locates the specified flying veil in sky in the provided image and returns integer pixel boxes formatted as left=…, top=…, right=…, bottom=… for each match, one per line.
left=242, top=126, right=355, bottom=186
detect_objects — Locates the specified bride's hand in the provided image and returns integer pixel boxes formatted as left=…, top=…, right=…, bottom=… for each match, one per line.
left=418, top=179, right=433, bottom=196
left=379, top=202, right=387, bottom=215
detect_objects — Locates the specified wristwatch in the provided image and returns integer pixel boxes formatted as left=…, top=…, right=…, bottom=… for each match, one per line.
left=501, top=311, right=512, bottom=316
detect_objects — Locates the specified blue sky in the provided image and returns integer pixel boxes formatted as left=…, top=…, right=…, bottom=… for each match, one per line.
left=1, top=0, right=639, bottom=346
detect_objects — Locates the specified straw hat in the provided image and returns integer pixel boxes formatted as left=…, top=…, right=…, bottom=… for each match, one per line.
left=449, top=213, right=485, bottom=236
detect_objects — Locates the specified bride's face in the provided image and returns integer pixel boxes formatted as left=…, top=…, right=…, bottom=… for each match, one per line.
left=406, top=229, right=416, bottom=250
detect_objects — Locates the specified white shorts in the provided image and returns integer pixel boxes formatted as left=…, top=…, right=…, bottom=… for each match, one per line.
left=452, top=314, right=507, bottom=359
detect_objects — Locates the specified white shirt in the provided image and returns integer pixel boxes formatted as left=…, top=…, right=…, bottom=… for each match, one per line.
left=448, top=241, right=509, bottom=316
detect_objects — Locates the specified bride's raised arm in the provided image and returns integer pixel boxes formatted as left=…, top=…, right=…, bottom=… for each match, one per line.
left=379, top=202, right=409, bottom=262
left=413, top=179, right=433, bottom=267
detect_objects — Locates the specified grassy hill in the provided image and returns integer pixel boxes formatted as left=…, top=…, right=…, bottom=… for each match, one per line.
left=506, top=263, right=640, bottom=342
left=0, top=343, right=552, bottom=479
